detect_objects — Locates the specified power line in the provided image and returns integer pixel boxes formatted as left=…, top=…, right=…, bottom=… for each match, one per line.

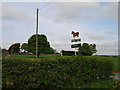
left=38, top=2, right=54, bottom=10
left=17, top=12, right=36, bottom=45
left=4, top=2, right=56, bottom=50
left=18, top=2, right=54, bottom=45
left=19, top=2, right=54, bottom=41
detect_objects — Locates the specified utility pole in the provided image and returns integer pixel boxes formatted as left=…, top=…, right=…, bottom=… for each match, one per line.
left=35, top=2, right=51, bottom=58
left=36, top=8, right=38, bottom=58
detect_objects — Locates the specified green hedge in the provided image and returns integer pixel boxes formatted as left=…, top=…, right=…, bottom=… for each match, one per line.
left=2, top=56, right=114, bottom=88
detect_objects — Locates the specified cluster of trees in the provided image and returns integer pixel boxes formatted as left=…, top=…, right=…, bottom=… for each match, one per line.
left=21, top=34, right=55, bottom=57
left=1, top=43, right=20, bottom=55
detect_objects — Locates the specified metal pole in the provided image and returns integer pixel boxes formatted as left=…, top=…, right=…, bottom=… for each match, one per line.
left=36, top=8, right=38, bottom=58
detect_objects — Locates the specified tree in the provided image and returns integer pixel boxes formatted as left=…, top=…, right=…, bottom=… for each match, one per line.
left=60, top=50, right=64, bottom=56
left=21, top=43, right=29, bottom=52
left=47, top=47, right=55, bottom=54
left=8, top=43, right=20, bottom=54
left=90, top=44, right=97, bottom=54
left=26, top=34, right=54, bottom=57
left=78, top=43, right=97, bottom=56
left=0, top=47, right=1, bottom=55
left=2, top=49, right=8, bottom=55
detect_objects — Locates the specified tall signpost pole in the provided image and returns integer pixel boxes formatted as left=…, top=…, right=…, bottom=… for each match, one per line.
left=36, top=8, right=38, bottom=58
left=71, top=31, right=81, bottom=56
left=74, top=38, right=77, bottom=56
left=75, top=48, right=77, bottom=56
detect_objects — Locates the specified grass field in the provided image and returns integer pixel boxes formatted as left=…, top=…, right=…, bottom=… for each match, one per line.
left=3, top=54, right=120, bottom=88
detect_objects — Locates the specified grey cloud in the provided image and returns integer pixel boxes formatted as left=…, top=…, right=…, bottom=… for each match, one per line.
left=42, top=2, right=100, bottom=23
left=42, top=2, right=117, bottom=23
left=50, top=35, right=72, bottom=52
left=55, top=2, right=100, bottom=15
left=2, top=41, right=18, bottom=49
left=2, top=24, right=22, bottom=30
left=105, top=31, right=118, bottom=35
left=96, top=41, right=118, bottom=55
left=98, top=41, right=118, bottom=48
left=1, top=3, right=32, bottom=22
left=97, top=2, right=118, bottom=21
left=51, top=41, right=71, bottom=52
left=86, top=33, right=106, bottom=40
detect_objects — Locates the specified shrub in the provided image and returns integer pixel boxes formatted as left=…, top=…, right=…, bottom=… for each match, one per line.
left=2, top=56, right=114, bottom=88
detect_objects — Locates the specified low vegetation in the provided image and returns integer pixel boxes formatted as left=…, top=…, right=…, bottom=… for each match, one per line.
left=3, top=55, right=115, bottom=88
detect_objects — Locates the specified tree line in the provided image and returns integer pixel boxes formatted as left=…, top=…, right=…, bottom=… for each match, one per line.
left=2, top=34, right=97, bottom=57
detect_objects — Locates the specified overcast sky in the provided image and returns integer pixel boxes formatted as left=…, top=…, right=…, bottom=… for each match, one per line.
left=1, top=1, right=118, bottom=55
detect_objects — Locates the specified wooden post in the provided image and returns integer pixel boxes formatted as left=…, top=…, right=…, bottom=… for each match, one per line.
left=36, top=8, right=38, bottom=58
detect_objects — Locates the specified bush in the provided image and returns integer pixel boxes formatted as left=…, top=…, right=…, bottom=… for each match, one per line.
left=2, top=56, right=114, bottom=88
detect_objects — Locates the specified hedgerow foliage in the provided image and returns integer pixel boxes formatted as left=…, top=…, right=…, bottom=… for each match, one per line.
left=2, top=56, right=114, bottom=88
